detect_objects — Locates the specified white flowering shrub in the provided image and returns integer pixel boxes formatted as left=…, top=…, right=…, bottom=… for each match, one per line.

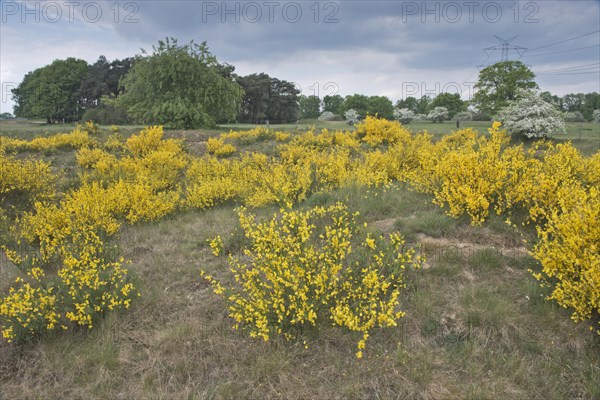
left=498, top=90, right=566, bottom=139
left=318, top=111, right=337, bottom=121
left=393, top=108, right=415, bottom=124
left=564, top=111, right=585, bottom=123
left=427, top=107, right=449, bottom=123
left=455, top=111, right=473, bottom=121
left=344, top=109, right=359, bottom=125
left=592, top=110, right=600, bottom=124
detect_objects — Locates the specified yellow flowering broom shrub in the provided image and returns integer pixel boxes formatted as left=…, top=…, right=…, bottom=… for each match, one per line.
left=77, top=120, right=100, bottom=135
left=239, top=153, right=313, bottom=207
left=186, top=156, right=242, bottom=209
left=288, top=128, right=361, bottom=152
left=186, top=153, right=314, bottom=209
left=498, top=141, right=588, bottom=224
left=0, top=127, right=97, bottom=152
left=355, top=116, right=412, bottom=147
left=220, top=126, right=275, bottom=144
left=275, top=131, right=291, bottom=142
left=206, top=137, right=236, bottom=157
left=202, top=203, right=423, bottom=357
left=531, top=184, right=599, bottom=333
left=3, top=118, right=599, bottom=343
left=1, top=232, right=136, bottom=342
left=0, top=151, right=55, bottom=210
left=0, top=280, right=59, bottom=342
left=424, top=123, right=510, bottom=224
left=1, top=127, right=188, bottom=342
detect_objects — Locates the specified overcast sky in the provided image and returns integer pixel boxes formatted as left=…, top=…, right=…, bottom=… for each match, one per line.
left=1, top=0, right=599, bottom=114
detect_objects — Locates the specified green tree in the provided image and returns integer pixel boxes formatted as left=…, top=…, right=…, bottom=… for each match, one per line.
left=237, top=73, right=271, bottom=123
left=115, top=38, right=243, bottom=129
left=341, top=94, right=369, bottom=118
left=395, top=96, right=418, bottom=112
left=265, top=78, right=300, bottom=123
left=323, top=94, right=344, bottom=115
left=0, top=112, right=13, bottom=119
left=562, top=93, right=585, bottom=113
left=416, top=95, right=431, bottom=115
left=299, top=95, right=321, bottom=119
left=429, top=92, right=466, bottom=118
left=12, top=58, right=89, bottom=123
left=582, top=92, right=600, bottom=121
left=236, top=73, right=300, bottom=123
left=367, top=96, right=394, bottom=119
left=78, top=56, right=133, bottom=108
left=472, top=61, right=538, bottom=116
left=540, top=91, right=562, bottom=110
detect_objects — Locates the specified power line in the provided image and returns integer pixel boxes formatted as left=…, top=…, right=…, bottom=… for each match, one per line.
left=521, top=44, right=600, bottom=58
left=527, top=30, right=600, bottom=51
left=537, top=71, right=600, bottom=76
left=535, top=63, right=600, bottom=73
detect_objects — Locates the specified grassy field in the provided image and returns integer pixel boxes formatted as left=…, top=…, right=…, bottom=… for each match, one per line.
left=1, top=121, right=599, bottom=399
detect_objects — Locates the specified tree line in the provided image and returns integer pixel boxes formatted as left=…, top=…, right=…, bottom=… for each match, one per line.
left=10, top=40, right=600, bottom=128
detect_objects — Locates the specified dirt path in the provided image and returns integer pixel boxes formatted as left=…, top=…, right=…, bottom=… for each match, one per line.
left=415, top=233, right=529, bottom=258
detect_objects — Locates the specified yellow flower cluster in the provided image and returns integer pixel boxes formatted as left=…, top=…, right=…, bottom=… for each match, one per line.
left=202, top=203, right=423, bottom=356
left=186, top=153, right=313, bottom=208
left=531, top=185, right=599, bottom=333
left=79, top=126, right=187, bottom=193
left=287, top=128, right=361, bottom=151
left=422, top=124, right=511, bottom=224
left=220, top=126, right=275, bottom=144
left=0, top=151, right=55, bottom=209
left=0, top=127, right=96, bottom=152
left=3, top=118, right=598, bottom=342
left=275, top=131, right=291, bottom=142
left=355, top=116, right=412, bottom=147
left=0, top=281, right=59, bottom=342
left=206, top=137, right=236, bottom=157
left=77, top=120, right=100, bottom=135
left=1, top=126, right=186, bottom=342
left=380, top=121, right=599, bottom=333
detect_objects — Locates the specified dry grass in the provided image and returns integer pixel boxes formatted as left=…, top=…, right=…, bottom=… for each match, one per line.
left=2, top=184, right=599, bottom=399
left=1, top=125, right=599, bottom=399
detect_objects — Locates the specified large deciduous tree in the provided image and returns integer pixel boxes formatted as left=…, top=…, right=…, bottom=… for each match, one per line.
left=12, top=58, right=89, bottom=123
left=323, top=94, right=344, bottom=115
left=299, top=95, right=321, bottom=119
left=429, top=92, right=467, bottom=118
left=236, top=73, right=300, bottom=123
left=115, top=38, right=243, bottom=129
left=472, top=61, right=538, bottom=116
left=78, top=56, right=133, bottom=108
left=367, top=96, right=394, bottom=120
left=395, top=96, right=418, bottom=113
left=341, top=94, right=369, bottom=118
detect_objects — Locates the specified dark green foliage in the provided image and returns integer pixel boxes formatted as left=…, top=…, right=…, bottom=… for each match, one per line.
left=323, top=94, right=344, bottom=115
left=472, top=61, right=538, bottom=116
left=429, top=93, right=467, bottom=118
left=115, top=38, right=244, bottom=129
left=12, top=58, right=89, bottom=123
left=78, top=56, right=133, bottom=108
left=299, top=95, right=321, bottom=119
left=236, top=73, right=300, bottom=123
left=81, top=105, right=130, bottom=125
